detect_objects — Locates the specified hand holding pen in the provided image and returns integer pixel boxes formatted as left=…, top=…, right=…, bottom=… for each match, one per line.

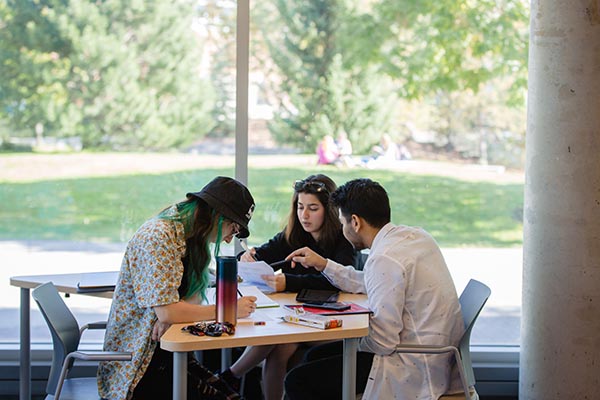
left=236, top=295, right=257, bottom=317
left=238, top=238, right=257, bottom=262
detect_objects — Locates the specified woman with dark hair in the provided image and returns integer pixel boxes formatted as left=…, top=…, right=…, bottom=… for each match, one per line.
left=98, top=176, right=258, bottom=400
left=243, top=173, right=355, bottom=291
left=220, top=174, right=358, bottom=400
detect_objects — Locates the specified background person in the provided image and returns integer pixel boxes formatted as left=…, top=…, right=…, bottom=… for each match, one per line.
left=334, top=131, right=354, bottom=167
left=316, top=135, right=340, bottom=165
left=221, top=174, right=359, bottom=400
left=398, top=142, right=412, bottom=160
left=372, top=133, right=399, bottom=160
left=284, top=178, right=464, bottom=399
left=98, top=176, right=257, bottom=400
left=364, top=133, right=401, bottom=168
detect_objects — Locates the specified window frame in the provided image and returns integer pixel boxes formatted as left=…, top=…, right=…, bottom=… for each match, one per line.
left=0, top=1, right=521, bottom=398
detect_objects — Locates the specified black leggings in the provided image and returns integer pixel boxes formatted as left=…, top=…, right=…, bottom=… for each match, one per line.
left=133, top=347, right=242, bottom=400
left=284, top=341, right=374, bottom=400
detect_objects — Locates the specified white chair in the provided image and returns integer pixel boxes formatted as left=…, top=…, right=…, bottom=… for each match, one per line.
left=395, top=279, right=491, bottom=400
left=32, top=282, right=131, bottom=400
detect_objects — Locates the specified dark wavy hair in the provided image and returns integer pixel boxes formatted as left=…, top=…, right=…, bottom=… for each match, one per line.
left=284, top=174, right=340, bottom=250
left=158, top=198, right=218, bottom=300
left=331, top=178, right=390, bottom=228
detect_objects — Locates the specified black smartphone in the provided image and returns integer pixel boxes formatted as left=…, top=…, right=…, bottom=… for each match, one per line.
left=302, top=302, right=351, bottom=311
left=295, top=288, right=339, bottom=303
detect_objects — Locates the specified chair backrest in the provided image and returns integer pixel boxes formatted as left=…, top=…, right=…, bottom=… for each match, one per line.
left=32, top=282, right=82, bottom=396
left=457, top=279, right=491, bottom=388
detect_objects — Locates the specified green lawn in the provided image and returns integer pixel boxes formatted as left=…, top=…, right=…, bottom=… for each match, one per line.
left=0, top=165, right=524, bottom=247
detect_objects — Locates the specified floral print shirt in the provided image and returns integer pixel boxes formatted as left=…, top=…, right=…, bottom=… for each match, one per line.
left=98, top=206, right=186, bottom=400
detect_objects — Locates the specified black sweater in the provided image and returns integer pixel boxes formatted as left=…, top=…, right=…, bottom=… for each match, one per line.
left=251, top=230, right=358, bottom=292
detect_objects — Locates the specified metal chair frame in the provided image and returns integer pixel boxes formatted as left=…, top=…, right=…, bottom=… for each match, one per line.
left=395, top=279, right=491, bottom=400
left=32, top=282, right=131, bottom=400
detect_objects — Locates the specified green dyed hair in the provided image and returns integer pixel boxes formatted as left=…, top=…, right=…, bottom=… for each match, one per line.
left=158, top=198, right=220, bottom=301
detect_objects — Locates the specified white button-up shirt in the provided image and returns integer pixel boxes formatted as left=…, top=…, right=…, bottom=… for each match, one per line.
left=323, top=223, right=464, bottom=399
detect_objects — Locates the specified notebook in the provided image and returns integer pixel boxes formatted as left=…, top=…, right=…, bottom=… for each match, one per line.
left=238, top=285, right=280, bottom=308
left=284, top=303, right=372, bottom=316
left=76, top=271, right=119, bottom=293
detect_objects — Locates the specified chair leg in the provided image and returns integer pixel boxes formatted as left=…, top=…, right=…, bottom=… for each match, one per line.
left=54, top=357, right=73, bottom=400
left=452, top=348, right=471, bottom=400
left=239, top=373, right=246, bottom=395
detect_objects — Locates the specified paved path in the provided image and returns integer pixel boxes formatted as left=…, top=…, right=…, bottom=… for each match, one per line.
left=1, top=153, right=524, bottom=183
left=2, top=240, right=522, bottom=345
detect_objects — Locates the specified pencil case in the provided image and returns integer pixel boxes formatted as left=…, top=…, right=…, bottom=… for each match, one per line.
left=282, top=311, right=343, bottom=330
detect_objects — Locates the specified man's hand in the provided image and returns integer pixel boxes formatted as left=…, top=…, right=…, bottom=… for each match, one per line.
left=152, top=320, right=171, bottom=341
left=240, top=248, right=257, bottom=262
left=286, top=247, right=328, bottom=272
left=237, top=296, right=257, bottom=318
left=262, top=273, right=286, bottom=292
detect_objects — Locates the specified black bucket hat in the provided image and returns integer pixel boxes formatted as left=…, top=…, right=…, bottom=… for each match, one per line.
left=187, top=176, right=255, bottom=238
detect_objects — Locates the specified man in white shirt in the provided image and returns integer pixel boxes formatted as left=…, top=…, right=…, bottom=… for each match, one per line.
left=284, top=178, right=465, bottom=399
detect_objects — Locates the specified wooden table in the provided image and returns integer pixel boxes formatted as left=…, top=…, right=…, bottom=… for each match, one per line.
left=161, top=292, right=370, bottom=400
left=11, top=274, right=370, bottom=400
left=10, top=272, right=116, bottom=400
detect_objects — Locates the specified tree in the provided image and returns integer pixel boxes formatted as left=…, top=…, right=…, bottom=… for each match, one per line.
left=372, top=0, right=529, bottom=161
left=196, top=0, right=237, bottom=137
left=0, top=0, right=216, bottom=150
left=255, top=0, right=396, bottom=153
left=0, top=0, right=72, bottom=143
left=376, top=0, right=529, bottom=102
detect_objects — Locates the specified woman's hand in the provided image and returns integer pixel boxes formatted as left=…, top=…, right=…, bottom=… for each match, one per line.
left=151, top=320, right=172, bottom=341
left=240, top=248, right=257, bottom=262
left=262, top=273, right=286, bottom=292
left=237, top=296, right=257, bottom=318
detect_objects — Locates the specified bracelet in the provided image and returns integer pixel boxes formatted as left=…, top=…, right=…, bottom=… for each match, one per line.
left=181, top=321, right=235, bottom=337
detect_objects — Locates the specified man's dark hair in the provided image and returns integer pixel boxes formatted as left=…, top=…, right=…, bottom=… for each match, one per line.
left=330, top=178, right=391, bottom=228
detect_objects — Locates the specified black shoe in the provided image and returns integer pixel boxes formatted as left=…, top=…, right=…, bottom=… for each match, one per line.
left=219, top=368, right=241, bottom=393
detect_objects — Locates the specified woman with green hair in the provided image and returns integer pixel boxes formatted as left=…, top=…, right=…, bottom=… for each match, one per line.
left=98, top=176, right=257, bottom=400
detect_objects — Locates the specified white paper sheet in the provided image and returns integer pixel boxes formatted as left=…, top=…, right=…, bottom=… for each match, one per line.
left=238, top=285, right=280, bottom=308
left=237, top=261, right=275, bottom=293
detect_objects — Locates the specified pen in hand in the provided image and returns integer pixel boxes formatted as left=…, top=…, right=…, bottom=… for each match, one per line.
left=269, top=259, right=290, bottom=268
left=237, top=288, right=244, bottom=298
left=238, top=237, right=249, bottom=252
left=238, top=238, right=256, bottom=261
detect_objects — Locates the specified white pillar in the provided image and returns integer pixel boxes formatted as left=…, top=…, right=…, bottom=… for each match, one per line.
left=521, top=1, right=600, bottom=399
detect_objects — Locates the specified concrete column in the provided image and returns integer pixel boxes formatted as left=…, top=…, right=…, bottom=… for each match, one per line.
left=521, top=1, right=600, bottom=399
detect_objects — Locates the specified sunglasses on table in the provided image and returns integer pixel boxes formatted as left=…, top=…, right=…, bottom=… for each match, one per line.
left=181, top=321, right=236, bottom=337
